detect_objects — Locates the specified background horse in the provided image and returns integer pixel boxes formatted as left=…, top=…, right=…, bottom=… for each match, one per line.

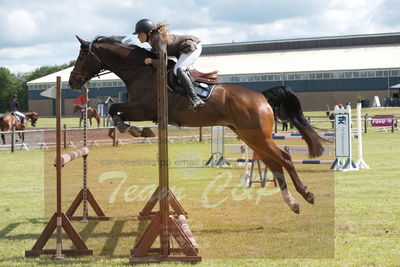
left=73, top=104, right=101, bottom=127
left=0, top=112, right=38, bottom=144
left=69, top=36, right=327, bottom=214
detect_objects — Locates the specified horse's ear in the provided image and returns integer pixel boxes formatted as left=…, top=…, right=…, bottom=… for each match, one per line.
left=76, top=35, right=90, bottom=48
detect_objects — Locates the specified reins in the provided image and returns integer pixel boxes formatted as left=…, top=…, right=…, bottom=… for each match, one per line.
left=72, top=42, right=148, bottom=82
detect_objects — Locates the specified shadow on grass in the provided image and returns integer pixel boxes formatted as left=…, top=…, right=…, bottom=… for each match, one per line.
left=0, top=218, right=146, bottom=258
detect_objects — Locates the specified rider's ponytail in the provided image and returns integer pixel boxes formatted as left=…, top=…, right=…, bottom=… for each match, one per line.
left=153, top=22, right=169, bottom=41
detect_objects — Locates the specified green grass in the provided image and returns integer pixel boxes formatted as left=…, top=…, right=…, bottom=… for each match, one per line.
left=34, top=117, right=157, bottom=128
left=33, top=108, right=400, bottom=130
left=0, top=119, right=399, bottom=266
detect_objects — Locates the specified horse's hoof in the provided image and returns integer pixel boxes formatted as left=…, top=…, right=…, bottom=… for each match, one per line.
left=128, top=126, right=141, bottom=137
left=140, top=127, right=155, bottom=138
left=305, top=192, right=314, bottom=204
left=291, top=203, right=300, bottom=214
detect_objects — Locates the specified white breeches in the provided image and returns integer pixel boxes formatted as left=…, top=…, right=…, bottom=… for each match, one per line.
left=14, top=111, right=25, bottom=118
left=173, top=42, right=202, bottom=75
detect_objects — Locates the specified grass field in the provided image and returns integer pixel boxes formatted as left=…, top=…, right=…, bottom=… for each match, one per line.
left=31, top=107, right=400, bottom=129
left=0, top=110, right=399, bottom=266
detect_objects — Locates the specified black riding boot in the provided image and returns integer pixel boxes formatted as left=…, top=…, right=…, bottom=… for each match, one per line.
left=176, top=68, right=205, bottom=111
left=20, top=117, right=25, bottom=128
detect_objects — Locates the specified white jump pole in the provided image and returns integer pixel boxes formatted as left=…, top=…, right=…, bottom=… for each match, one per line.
left=356, top=102, right=370, bottom=169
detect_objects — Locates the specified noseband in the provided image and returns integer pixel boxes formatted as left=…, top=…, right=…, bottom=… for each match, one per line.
left=71, top=42, right=151, bottom=87
left=70, top=44, right=107, bottom=85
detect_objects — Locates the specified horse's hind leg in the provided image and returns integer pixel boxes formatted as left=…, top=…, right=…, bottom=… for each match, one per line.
left=279, top=150, right=314, bottom=204
left=236, top=130, right=314, bottom=205
left=264, top=159, right=300, bottom=214
left=1, top=133, right=5, bottom=145
left=260, top=140, right=314, bottom=204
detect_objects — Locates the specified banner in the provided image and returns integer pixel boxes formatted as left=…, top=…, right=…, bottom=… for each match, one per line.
left=371, top=115, right=395, bottom=127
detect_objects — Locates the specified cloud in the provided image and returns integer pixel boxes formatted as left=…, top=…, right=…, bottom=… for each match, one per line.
left=1, top=0, right=400, bottom=74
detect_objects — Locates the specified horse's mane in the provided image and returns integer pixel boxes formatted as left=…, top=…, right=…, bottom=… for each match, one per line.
left=92, top=36, right=155, bottom=58
left=93, top=36, right=143, bottom=50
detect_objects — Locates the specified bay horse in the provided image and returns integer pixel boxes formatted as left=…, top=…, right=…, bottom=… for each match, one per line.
left=69, top=36, right=326, bottom=214
left=0, top=112, right=38, bottom=144
left=73, top=104, right=101, bottom=127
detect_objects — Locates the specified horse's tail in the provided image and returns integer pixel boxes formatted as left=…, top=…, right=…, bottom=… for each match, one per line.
left=261, top=86, right=325, bottom=158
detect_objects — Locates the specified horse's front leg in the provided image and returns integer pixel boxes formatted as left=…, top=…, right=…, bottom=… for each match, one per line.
left=1, top=133, right=5, bottom=145
left=108, top=103, right=141, bottom=137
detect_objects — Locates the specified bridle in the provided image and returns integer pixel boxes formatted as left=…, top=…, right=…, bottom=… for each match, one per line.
left=70, top=44, right=108, bottom=85
left=71, top=42, right=151, bottom=87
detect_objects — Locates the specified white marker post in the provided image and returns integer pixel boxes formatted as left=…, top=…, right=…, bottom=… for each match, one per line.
left=331, top=105, right=359, bottom=171
left=355, top=102, right=370, bottom=169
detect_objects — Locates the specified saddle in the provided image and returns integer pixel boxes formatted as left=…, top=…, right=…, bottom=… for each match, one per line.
left=188, top=68, right=219, bottom=84
left=166, top=61, right=219, bottom=101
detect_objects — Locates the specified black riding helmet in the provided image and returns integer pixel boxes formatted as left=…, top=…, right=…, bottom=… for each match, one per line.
left=133, top=19, right=155, bottom=34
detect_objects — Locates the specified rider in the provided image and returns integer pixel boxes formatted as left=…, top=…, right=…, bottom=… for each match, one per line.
left=9, top=94, right=25, bottom=128
left=133, top=19, right=205, bottom=111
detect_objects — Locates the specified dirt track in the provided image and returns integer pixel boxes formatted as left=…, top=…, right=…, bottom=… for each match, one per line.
left=0, top=126, right=216, bottom=151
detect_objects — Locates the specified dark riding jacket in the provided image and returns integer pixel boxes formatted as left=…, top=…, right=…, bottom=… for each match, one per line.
left=10, top=99, right=21, bottom=112
left=149, top=31, right=200, bottom=68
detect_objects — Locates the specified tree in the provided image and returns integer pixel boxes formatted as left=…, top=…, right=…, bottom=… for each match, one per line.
left=0, top=61, right=76, bottom=113
left=0, top=67, right=20, bottom=113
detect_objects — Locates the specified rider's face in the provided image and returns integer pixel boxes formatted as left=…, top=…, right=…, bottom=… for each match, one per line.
left=138, top=32, right=148, bottom=43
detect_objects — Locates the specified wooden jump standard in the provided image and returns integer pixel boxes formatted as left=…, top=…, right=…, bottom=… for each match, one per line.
left=129, top=52, right=201, bottom=264
left=66, top=86, right=109, bottom=221
left=25, top=77, right=92, bottom=258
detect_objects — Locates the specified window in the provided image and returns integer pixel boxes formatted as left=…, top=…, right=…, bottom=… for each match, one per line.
left=352, top=72, right=360, bottom=78
left=286, top=74, right=294, bottom=80
left=390, top=70, right=399, bottom=76
left=367, top=71, right=375, bottom=77
left=332, top=72, right=345, bottom=79
left=323, top=73, right=331, bottom=79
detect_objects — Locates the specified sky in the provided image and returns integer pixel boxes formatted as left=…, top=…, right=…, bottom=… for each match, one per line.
left=1, top=0, right=400, bottom=74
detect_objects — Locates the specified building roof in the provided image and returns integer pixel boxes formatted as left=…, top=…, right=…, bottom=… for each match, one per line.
left=194, top=45, right=400, bottom=75
left=201, top=32, right=400, bottom=55
left=27, top=66, right=120, bottom=85
left=27, top=33, right=400, bottom=85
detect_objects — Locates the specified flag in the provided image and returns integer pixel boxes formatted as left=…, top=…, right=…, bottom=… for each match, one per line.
left=71, top=95, right=87, bottom=105
left=40, top=86, right=56, bottom=99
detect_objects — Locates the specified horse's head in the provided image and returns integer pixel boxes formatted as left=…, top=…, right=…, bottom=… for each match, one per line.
left=73, top=104, right=83, bottom=114
left=69, top=36, right=106, bottom=90
left=69, top=35, right=154, bottom=90
left=26, top=112, right=38, bottom=127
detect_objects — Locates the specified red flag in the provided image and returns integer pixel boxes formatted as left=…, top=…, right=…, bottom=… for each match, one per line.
left=71, top=95, right=86, bottom=105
